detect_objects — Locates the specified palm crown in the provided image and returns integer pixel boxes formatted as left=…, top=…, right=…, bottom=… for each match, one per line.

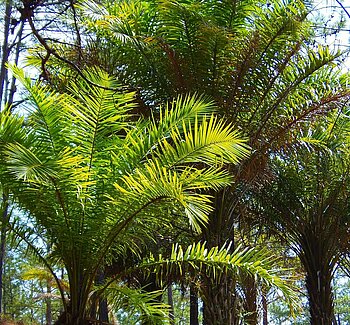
left=1, top=66, right=256, bottom=323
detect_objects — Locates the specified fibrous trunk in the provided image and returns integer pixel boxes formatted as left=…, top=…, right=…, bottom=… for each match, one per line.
left=242, top=274, right=258, bottom=325
left=202, top=273, right=239, bottom=325
left=305, top=267, right=334, bottom=325
left=299, top=232, right=335, bottom=325
left=201, top=189, right=240, bottom=325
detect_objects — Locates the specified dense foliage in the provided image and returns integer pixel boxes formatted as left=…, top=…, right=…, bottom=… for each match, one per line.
left=0, top=0, right=350, bottom=324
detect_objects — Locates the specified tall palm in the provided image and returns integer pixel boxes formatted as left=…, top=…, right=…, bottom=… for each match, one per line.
left=255, top=111, right=350, bottom=324
left=0, top=66, right=300, bottom=324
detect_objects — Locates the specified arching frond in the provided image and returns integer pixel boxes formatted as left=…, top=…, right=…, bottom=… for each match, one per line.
left=97, top=285, right=169, bottom=325
left=137, top=242, right=299, bottom=312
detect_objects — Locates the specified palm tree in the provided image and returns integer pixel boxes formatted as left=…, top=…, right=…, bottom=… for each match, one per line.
left=255, top=112, right=350, bottom=324
left=0, top=66, right=300, bottom=324
left=24, top=0, right=350, bottom=322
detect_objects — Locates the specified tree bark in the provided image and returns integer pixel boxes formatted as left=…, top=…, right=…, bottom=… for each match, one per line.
left=201, top=189, right=240, bottom=325
left=0, top=191, right=9, bottom=314
left=46, top=281, right=52, bottom=325
left=262, top=286, right=268, bottom=325
left=167, top=284, right=175, bottom=325
left=242, top=274, right=258, bottom=325
left=189, top=285, right=199, bottom=325
left=305, top=268, right=334, bottom=325
left=98, top=298, right=109, bottom=323
left=202, top=273, right=239, bottom=325
left=299, top=232, right=336, bottom=325
left=7, top=20, right=24, bottom=109
left=0, top=0, right=12, bottom=111
left=46, top=242, right=52, bottom=325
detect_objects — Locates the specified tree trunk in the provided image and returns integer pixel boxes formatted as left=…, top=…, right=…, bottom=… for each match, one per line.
left=97, top=270, right=109, bottom=323
left=305, top=268, right=334, bottom=325
left=242, top=274, right=258, bottom=325
left=140, top=273, right=163, bottom=325
left=88, top=269, right=109, bottom=323
left=0, top=0, right=12, bottom=110
left=0, top=191, right=9, bottom=314
left=262, top=286, right=268, bottom=325
left=190, top=285, right=199, bottom=325
left=201, top=189, right=240, bottom=325
left=202, top=273, right=239, bottom=325
left=46, top=242, right=52, bottom=325
left=299, top=233, right=335, bottom=325
left=46, top=281, right=52, bottom=325
left=7, top=20, right=24, bottom=109
left=98, top=297, right=109, bottom=323
left=167, top=284, right=175, bottom=325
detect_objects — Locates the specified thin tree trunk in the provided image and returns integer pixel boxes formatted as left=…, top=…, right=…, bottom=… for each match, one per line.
left=167, top=284, right=175, bottom=325
left=0, top=0, right=12, bottom=111
left=140, top=273, right=162, bottom=325
left=7, top=20, right=24, bottom=109
left=97, top=270, right=109, bottom=323
left=190, top=285, right=199, bottom=325
left=88, top=269, right=109, bottom=323
left=46, top=242, right=52, bottom=325
left=46, top=281, right=52, bottom=325
left=262, top=286, right=268, bottom=325
left=98, top=298, right=109, bottom=323
left=0, top=190, right=9, bottom=314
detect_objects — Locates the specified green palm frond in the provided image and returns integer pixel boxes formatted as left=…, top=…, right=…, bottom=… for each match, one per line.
left=111, top=161, right=216, bottom=230
left=0, top=110, right=26, bottom=147
left=137, top=242, right=298, bottom=311
left=22, top=267, right=70, bottom=292
left=10, top=65, right=71, bottom=152
left=0, top=110, right=27, bottom=187
left=80, top=0, right=150, bottom=43
left=5, top=142, right=59, bottom=182
left=67, top=69, right=136, bottom=139
left=154, top=115, right=250, bottom=167
left=97, top=285, right=169, bottom=324
left=119, top=94, right=218, bottom=168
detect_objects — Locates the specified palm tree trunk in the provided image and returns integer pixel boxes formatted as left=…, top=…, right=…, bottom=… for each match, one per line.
left=242, top=274, right=258, bottom=325
left=305, top=268, right=334, bottom=325
left=300, top=233, right=335, bottom=325
left=202, top=273, right=239, bottom=325
left=201, top=189, right=240, bottom=325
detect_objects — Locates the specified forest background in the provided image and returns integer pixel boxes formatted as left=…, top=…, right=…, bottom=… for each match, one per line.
left=1, top=0, right=350, bottom=324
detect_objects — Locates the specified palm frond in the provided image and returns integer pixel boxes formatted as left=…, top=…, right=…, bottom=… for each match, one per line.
left=138, top=242, right=299, bottom=311
left=96, top=285, right=169, bottom=324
